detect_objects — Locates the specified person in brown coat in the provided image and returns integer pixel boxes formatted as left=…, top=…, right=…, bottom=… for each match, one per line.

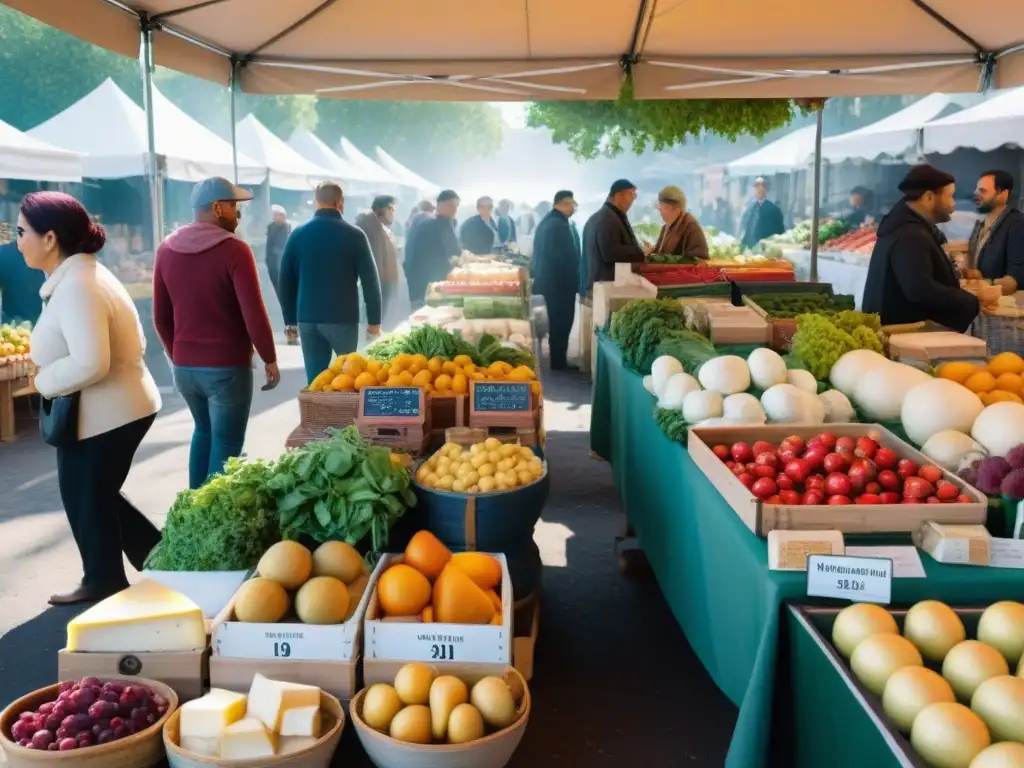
left=356, top=195, right=400, bottom=320
left=649, top=185, right=709, bottom=260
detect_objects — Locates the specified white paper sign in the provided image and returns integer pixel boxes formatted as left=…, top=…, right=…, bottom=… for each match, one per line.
left=990, top=537, right=1024, bottom=569
left=213, top=621, right=356, bottom=662
left=367, top=622, right=510, bottom=665
left=845, top=546, right=926, bottom=578
left=807, top=555, right=893, bottom=605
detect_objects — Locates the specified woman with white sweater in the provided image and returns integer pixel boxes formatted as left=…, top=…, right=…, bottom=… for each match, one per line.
left=19, top=192, right=162, bottom=605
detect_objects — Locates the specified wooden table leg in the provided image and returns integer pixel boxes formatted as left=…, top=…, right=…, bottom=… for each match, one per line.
left=0, top=379, right=14, bottom=443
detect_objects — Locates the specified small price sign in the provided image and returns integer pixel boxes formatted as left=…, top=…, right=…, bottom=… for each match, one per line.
left=471, top=381, right=531, bottom=412
left=360, top=387, right=422, bottom=419
left=368, top=623, right=509, bottom=665
left=806, top=554, right=893, bottom=605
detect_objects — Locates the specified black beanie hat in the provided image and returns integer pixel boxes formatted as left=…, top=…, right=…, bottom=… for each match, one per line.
left=898, top=164, right=955, bottom=194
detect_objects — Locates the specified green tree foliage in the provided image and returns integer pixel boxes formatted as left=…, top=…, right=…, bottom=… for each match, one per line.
left=526, top=79, right=804, bottom=160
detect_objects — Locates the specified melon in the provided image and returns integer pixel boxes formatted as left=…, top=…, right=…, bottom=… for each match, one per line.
left=698, top=356, right=751, bottom=395
left=901, top=378, right=986, bottom=447
left=651, top=355, right=684, bottom=396
left=920, top=430, right=986, bottom=472
left=829, top=349, right=891, bottom=397
left=819, top=389, right=855, bottom=423
left=312, top=541, right=364, bottom=584
left=295, top=576, right=350, bottom=624
left=787, top=368, right=818, bottom=394
left=972, top=402, right=1024, bottom=457
left=747, top=348, right=788, bottom=391
left=853, top=363, right=932, bottom=421
left=234, top=577, right=290, bottom=623
left=258, top=541, right=313, bottom=590
left=683, top=390, right=723, bottom=424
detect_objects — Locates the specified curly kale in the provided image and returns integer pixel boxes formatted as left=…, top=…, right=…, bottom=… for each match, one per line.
left=609, top=299, right=688, bottom=372
left=655, top=407, right=689, bottom=443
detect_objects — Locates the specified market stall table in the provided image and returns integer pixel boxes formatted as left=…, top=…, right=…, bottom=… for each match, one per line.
left=589, top=334, right=1024, bottom=768
left=784, top=249, right=870, bottom=308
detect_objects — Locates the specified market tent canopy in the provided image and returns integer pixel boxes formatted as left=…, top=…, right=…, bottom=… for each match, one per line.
left=922, top=86, right=1024, bottom=154
left=337, top=138, right=402, bottom=190
left=7, top=0, right=1024, bottom=99
left=235, top=114, right=331, bottom=190
left=0, top=118, right=83, bottom=182
left=726, top=125, right=818, bottom=176
left=28, top=78, right=266, bottom=183
left=286, top=128, right=361, bottom=181
left=374, top=148, right=440, bottom=196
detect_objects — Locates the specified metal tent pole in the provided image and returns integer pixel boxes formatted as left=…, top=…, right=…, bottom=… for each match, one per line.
left=229, top=59, right=239, bottom=183
left=140, top=15, right=164, bottom=249
left=809, top=108, right=824, bottom=283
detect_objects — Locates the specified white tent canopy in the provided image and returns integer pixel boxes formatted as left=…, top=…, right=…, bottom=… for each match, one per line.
left=726, top=125, right=818, bottom=176
left=338, top=138, right=402, bottom=191
left=287, top=128, right=362, bottom=180
left=818, top=93, right=974, bottom=164
left=235, top=114, right=332, bottom=190
left=0, top=119, right=82, bottom=182
left=28, top=78, right=266, bottom=184
left=374, top=148, right=439, bottom=195
left=922, top=86, right=1024, bottom=155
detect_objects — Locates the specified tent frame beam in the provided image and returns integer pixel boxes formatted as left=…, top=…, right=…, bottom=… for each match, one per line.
left=242, top=0, right=342, bottom=62
left=908, top=0, right=984, bottom=54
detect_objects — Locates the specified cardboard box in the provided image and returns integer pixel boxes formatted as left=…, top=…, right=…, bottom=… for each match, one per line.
left=914, top=522, right=991, bottom=566
left=688, top=423, right=988, bottom=537
left=57, top=648, right=209, bottom=703
left=888, top=331, right=987, bottom=365
left=362, top=553, right=513, bottom=686
left=705, top=303, right=771, bottom=345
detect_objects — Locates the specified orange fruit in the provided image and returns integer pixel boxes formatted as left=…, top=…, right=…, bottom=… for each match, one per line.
left=408, top=361, right=424, bottom=375
left=987, top=390, right=1024, bottom=404
left=450, top=552, right=502, bottom=590
left=403, top=531, right=451, bottom=581
left=994, top=372, right=1024, bottom=395
left=385, top=375, right=403, bottom=387
left=331, top=373, right=355, bottom=391
left=441, top=361, right=460, bottom=376
left=453, top=355, right=473, bottom=367
left=988, top=352, right=1024, bottom=377
left=399, top=370, right=415, bottom=386
left=470, top=371, right=486, bottom=381
left=964, top=370, right=997, bottom=394
left=376, top=364, right=391, bottom=383
left=936, top=361, right=977, bottom=383
left=530, top=380, right=542, bottom=396
left=366, top=359, right=383, bottom=375
left=341, top=357, right=364, bottom=376
left=377, top=564, right=431, bottom=617
left=412, top=369, right=432, bottom=388
left=452, top=373, right=469, bottom=395
left=434, top=374, right=453, bottom=392
left=410, top=354, right=428, bottom=369
left=354, top=372, right=377, bottom=390
left=427, top=357, right=444, bottom=375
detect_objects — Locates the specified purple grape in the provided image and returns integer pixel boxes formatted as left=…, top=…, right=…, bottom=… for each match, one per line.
left=17, top=738, right=30, bottom=747
left=55, top=726, right=69, bottom=740
left=76, top=732, right=93, bottom=748
left=76, top=687, right=97, bottom=708
left=58, top=682, right=74, bottom=694
left=48, top=742, right=59, bottom=751
left=18, top=712, right=34, bottom=722
left=109, top=716, right=123, bottom=730
left=11, top=720, right=30, bottom=741
left=51, top=701, right=70, bottom=719
left=101, top=682, right=124, bottom=695
left=118, top=690, right=137, bottom=710
left=38, top=702, right=54, bottom=715
left=31, top=730, right=54, bottom=749
left=44, top=714, right=61, bottom=731
left=96, top=729, right=114, bottom=745
left=111, top=725, right=126, bottom=739
left=100, top=689, right=119, bottom=703
left=79, top=677, right=100, bottom=688
left=58, top=737, right=77, bottom=751
left=151, top=693, right=167, bottom=709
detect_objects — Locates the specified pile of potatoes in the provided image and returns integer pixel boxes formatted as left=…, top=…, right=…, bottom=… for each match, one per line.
left=414, top=439, right=544, bottom=494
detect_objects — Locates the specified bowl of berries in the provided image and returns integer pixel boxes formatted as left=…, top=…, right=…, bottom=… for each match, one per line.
left=0, top=676, right=177, bottom=767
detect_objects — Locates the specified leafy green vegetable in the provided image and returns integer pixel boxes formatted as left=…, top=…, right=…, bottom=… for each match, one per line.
left=267, top=426, right=416, bottom=555
left=476, top=333, right=536, bottom=369
left=462, top=296, right=526, bottom=320
left=144, top=458, right=280, bottom=572
left=366, top=325, right=483, bottom=365
left=609, top=298, right=688, bottom=373
left=790, top=313, right=886, bottom=380
left=655, top=407, right=689, bottom=443
left=653, top=329, right=717, bottom=376
left=648, top=252, right=699, bottom=265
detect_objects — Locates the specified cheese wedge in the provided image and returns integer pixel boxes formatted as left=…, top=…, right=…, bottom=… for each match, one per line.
left=219, top=717, right=276, bottom=760
left=179, top=689, right=248, bottom=740
left=279, top=705, right=321, bottom=738
left=66, top=580, right=206, bottom=653
left=279, top=735, right=319, bottom=755
left=180, top=735, right=219, bottom=758
left=246, top=674, right=320, bottom=732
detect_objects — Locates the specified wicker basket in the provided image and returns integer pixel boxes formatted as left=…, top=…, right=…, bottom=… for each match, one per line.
left=975, top=312, right=1024, bottom=357
left=0, top=678, right=178, bottom=768
left=162, top=690, right=345, bottom=768
left=351, top=668, right=530, bottom=768
left=297, top=390, right=360, bottom=431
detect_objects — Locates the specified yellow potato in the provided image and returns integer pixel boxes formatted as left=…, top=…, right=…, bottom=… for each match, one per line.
left=478, top=463, right=495, bottom=478
left=519, top=447, right=535, bottom=461
left=517, top=470, right=534, bottom=485
left=487, top=450, right=502, bottom=464
left=484, top=438, right=502, bottom=451
left=478, top=476, right=496, bottom=492
left=500, top=444, right=520, bottom=458
left=470, top=453, right=488, bottom=469
left=497, top=458, right=516, bottom=473
left=463, top=471, right=479, bottom=486
left=452, top=478, right=467, bottom=493
left=437, top=475, right=455, bottom=491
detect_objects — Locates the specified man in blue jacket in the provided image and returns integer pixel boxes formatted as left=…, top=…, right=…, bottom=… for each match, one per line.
left=531, top=190, right=581, bottom=370
left=0, top=240, right=44, bottom=325
left=279, top=182, right=383, bottom=384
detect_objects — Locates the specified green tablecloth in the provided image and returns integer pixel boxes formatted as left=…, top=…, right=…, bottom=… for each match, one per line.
left=590, top=334, right=1024, bottom=768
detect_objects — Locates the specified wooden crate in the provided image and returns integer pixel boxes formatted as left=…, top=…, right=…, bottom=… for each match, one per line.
left=688, top=423, right=988, bottom=537
left=297, top=389, right=360, bottom=431
left=742, top=296, right=798, bottom=351
left=356, top=387, right=431, bottom=455
left=428, top=393, right=468, bottom=445
left=0, top=374, right=36, bottom=444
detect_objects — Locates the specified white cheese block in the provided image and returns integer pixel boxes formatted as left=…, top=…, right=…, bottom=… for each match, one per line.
left=180, top=689, right=248, bottom=739
left=279, top=705, right=321, bottom=738
left=246, top=674, right=321, bottom=732
left=279, top=735, right=320, bottom=755
left=219, top=717, right=276, bottom=760
left=66, top=579, right=206, bottom=653
left=180, top=735, right=219, bottom=757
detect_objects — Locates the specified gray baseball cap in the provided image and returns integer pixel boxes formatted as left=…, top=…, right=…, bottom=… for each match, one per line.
left=190, top=177, right=253, bottom=209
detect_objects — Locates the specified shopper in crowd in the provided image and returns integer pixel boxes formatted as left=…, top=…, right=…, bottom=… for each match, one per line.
left=153, top=177, right=279, bottom=490
left=279, top=181, right=382, bottom=385
left=264, top=204, right=295, bottom=344
left=650, top=185, right=709, bottom=261
left=496, top=198, right=517, bottom=247
left=966, top=169, right=1024, bottom=292
left=739, top=176, right=786, bottom=248
left=406, top=199, right=435, bottom=234
left=862, top=164, right=980, bottom=332
left=459, top=195, right=501, bottom=255
left=842, top=186, right=873, bottom=229
left=532, top=190, right=582, bottom=370
left=0, top=237, right=44, bottom=325
left=356, top=195, right=400, bottom=321
left=582, top=178, right=645, bottom=294
left=20, top=192, right=162, bottom=605
left=404, top=189, right=461, bottom=308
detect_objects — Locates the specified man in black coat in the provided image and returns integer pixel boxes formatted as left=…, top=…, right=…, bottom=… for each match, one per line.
left=967, top=169, right=1024, bottom=290
left=404, top=189, right=461, bottom=307
left=532, top=190, right=581, bottom=370
left=739, top=176, right=786, bottom=248
left=459, top=195, right=501, bottom=255
left=862, top=164, right=979, bottom=332
left=582, top=179, right=645, bottom=295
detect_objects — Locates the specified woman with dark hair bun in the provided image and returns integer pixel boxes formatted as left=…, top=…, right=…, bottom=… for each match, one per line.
left=19, top=191, right=162, bottom=605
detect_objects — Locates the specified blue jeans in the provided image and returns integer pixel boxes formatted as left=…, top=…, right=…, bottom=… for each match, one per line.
left=173, top=365, right=254, bottom=489
left=298, top=322, right=359, bottom=384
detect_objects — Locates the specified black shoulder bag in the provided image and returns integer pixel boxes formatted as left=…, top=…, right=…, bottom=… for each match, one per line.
left=39, top=391, right=80, bottom=447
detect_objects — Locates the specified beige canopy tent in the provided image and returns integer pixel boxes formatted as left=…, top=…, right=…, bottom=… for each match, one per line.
left=7, top=0, right=1024, bottom=100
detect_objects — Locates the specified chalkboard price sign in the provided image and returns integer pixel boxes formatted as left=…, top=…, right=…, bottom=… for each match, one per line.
left=360, top=387, right=423, bottom=419
left=471, top=381, right=531, bottom=412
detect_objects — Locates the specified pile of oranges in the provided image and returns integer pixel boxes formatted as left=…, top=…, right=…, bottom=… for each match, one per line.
left=307, top=352, right=540, bottom=396
left=936, top=352, right=1024, bottom=405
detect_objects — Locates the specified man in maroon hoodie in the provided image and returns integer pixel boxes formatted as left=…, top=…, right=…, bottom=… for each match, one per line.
left=153, top=177, right=280, bottom=489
